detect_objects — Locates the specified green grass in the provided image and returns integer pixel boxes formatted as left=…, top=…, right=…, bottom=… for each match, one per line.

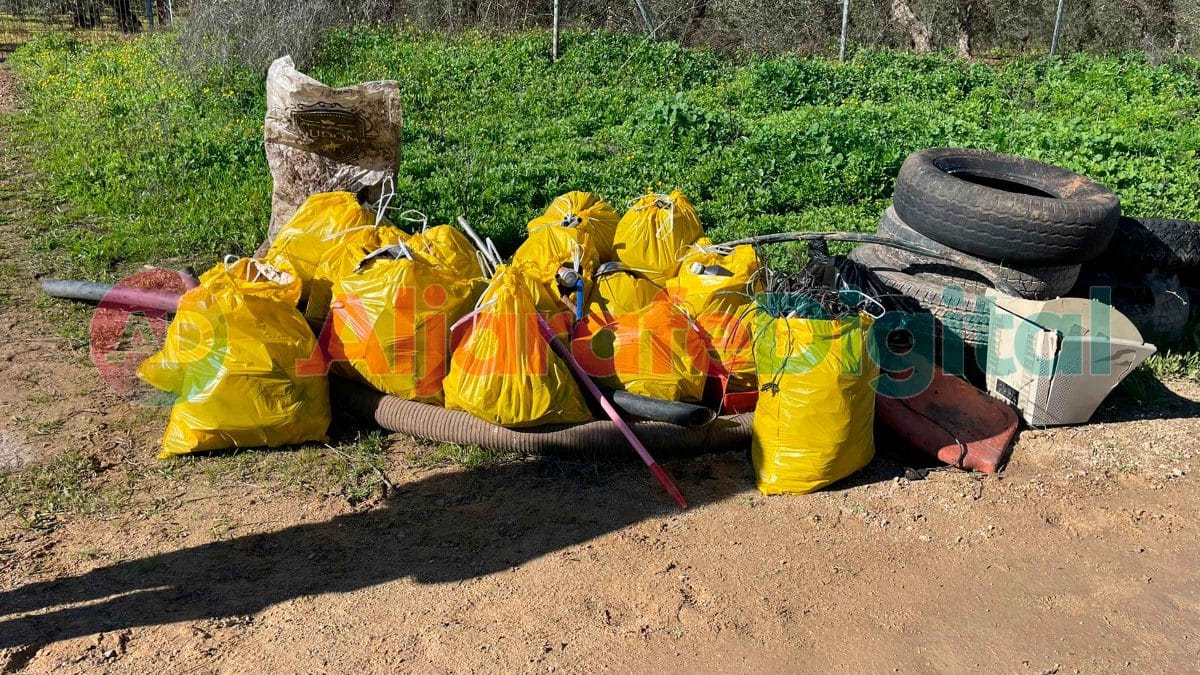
left=187, top=430, right=394, bottom=505
left=404, top=440, right=524, bottom=470
left=0, top=448, right=108, bottom=531
left=0, top=431, right=404, bottom=532
left=1146, top=350, right=1200, bottom=382
left=7, top=29, right=1200, bottom=279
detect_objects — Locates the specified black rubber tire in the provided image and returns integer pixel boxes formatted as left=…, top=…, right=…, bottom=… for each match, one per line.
left=1091, top=216, right=1200, bottom=273
left=877, top=207, right=1080, bottom=299
left=892, top=148, right=1121, bottom=264
left=1071, top=269, right=1191, bottom=344
left=849, top=244, right=992, bottom=347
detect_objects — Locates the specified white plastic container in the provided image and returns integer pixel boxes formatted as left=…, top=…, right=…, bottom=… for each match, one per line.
left=985, top=295, right=1157, bottom=426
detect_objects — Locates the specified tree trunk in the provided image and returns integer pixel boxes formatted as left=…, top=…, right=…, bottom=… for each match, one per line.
left=891, top=0, right=932, bottom=53
left=111, top=0, right=142, bottom=33
left=955, top=28, right=971, bottom=57
left=955, top=0, right=974, bottom=58
left=679, top=0, right=709, bottom=46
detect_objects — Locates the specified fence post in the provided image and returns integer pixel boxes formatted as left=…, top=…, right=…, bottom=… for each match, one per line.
left=1050, top=0, right=1065, bottom=55
left=144, top=0, right=154, bottom=29
left=633, top=0, right=657, bottom=39
left=552, top=0, right=560, bottom=61
left=839, top=0, right=850, bottom=61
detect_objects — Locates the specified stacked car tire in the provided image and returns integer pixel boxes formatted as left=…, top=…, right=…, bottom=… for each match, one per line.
left=848, top=147, right=1200, bottom=347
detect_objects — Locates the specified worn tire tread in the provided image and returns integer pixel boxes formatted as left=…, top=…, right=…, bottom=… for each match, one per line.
left=892, top=148, right=1120, bottom=264
left=877, top=207, right=1079, bottom=299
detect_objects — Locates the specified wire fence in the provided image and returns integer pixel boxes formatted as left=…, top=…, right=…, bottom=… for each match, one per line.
left=1, top=0, right=1198, bottom=62
left=0, top=1, right=184, bottom=53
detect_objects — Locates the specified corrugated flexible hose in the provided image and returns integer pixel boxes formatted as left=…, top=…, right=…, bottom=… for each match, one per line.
left=335, top=380, right=753, bottom=459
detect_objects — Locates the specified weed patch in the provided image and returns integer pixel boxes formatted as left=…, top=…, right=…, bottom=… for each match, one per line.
left=7, top=31, right=1199, bottom=280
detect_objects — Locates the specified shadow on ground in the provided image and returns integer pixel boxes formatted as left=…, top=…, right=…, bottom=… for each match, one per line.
left=0, top=453, right=759, bottom=649
left=1095, top=374, right=1200, bottom=423
left=0, top=431, right=920, bottom=651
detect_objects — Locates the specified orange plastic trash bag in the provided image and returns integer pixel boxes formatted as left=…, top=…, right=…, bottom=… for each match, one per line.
left=305, top=225, right=409, bottom=323
left=751, top=312, right=878, bottom=495
left=571, top=298, right=711, bottom=402
left=612, top=191, right=704, bottom=285
left=265, top=192, right=381, bottom=295
left=137, top=257, right=331, bottom=459
left=526, top=191, right=620, bottom=261
left=666, top=242, right=763, bottom=392
left=322, top=245, right=481, bottom=404
left=444, top=265, right=591, bottom=427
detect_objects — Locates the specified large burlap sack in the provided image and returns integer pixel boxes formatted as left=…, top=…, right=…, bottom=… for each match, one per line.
left=263, top=56, right=402, bottom=245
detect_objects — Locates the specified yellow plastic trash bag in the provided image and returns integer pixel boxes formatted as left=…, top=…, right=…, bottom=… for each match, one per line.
left=571, top=298, right=711, bottom=402
left=666, top=242, right=763, bottom=392
left=527, top=191, right=620, bottom=262
left=407, top=224, right=483, bottom=281
left=305, top=225, right=409, bottom=323
left=322, top=248, right=481, bottom=404
left=613, top=191, right=704, bottom=285
left=751, top=312, right=878, bottom=495
left=137, top=258, right=331, bottom=459
left=444, top=265, right=591, bottom=427
left=586, top=266, right=662, bottom=321
left=511, top=221, right=601, bottom=287
left=510, top=261, right=578, bottom=341
left=265, top=192, right=379, bottom=294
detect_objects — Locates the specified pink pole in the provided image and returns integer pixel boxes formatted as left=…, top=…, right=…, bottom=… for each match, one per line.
left=536, top=315, right=688, bottom=509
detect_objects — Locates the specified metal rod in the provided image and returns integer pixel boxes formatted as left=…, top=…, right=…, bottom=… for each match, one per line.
left=839, top=0, right=850, bottom=62
left=552, top=0, right=560, bottom=61
left=632, top=0, right=657, bottom=39
left=41, top=279, right=182, bottom=313
left=455, top=215, right=500, bottom=271
left=716, top=231, right=1020, bottom=297
left=537, top=315, right=687, bottom=509
left=1050, top=0, right=1066, bottom=56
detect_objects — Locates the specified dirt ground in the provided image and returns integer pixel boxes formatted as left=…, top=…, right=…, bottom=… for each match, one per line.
left=2, top=62, right=1200, bottom=673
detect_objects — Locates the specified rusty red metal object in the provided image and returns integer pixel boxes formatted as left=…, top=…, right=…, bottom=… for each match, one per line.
left=876, top=367, right=1019, bottom=473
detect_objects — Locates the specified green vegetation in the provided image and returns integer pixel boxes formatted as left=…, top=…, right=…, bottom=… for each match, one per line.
left=4, top=29, right=1200, bottom=527
left=193, top=431, right=394, bottom=505
left=0, top=431, right=403, bottom=531
left=8, top=29, right=1200, bottom=280
left=0, top=449, right=107, bottom=530
left=1146, top=350, right=1200, bottom=382
left=404, top=440, right=524, bottom=470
